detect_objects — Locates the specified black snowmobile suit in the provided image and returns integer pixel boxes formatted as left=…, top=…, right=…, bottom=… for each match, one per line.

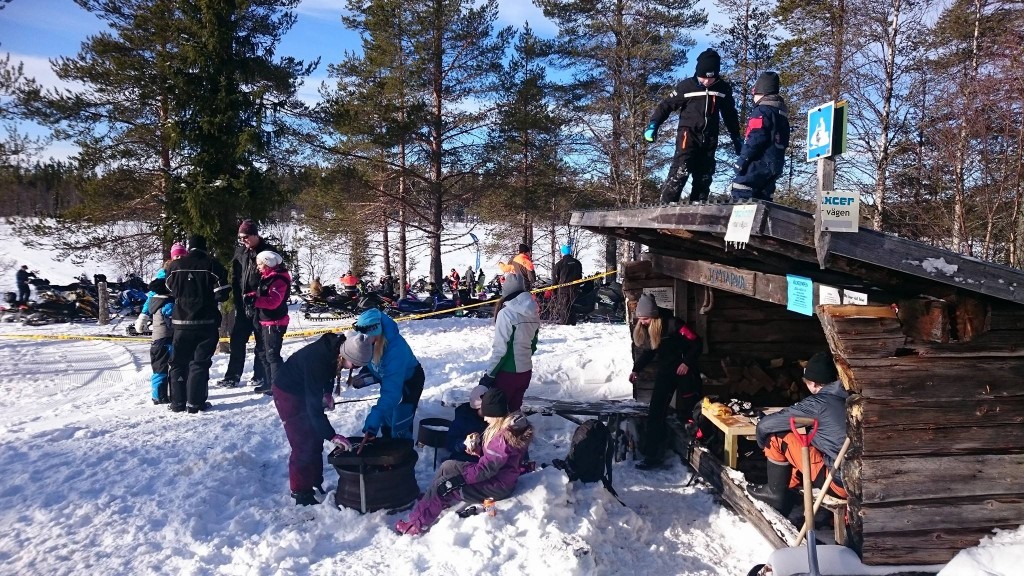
left=649, top=76, right=742, bottom=203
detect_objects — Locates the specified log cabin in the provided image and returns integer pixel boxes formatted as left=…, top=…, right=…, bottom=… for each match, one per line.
left=571, top=200, right=1024, bottom=566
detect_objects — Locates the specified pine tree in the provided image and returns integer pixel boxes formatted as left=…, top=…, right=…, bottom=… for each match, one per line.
left=481, top=24, right=569, bottom=252
left=171, top=0, right=315, bottom=255
left=327, top=0, right=511, bottom=287
left=16, top=0, right=313, bottom=262
left=536, top=0, right=706, bottom=276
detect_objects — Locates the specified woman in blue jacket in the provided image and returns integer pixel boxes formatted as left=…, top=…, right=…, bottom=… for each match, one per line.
left=353, top=308, right=425, bottom=450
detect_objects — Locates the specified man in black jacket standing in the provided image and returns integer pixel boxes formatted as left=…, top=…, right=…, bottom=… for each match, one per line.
left=15, top=265, right=36, bottom=305
left=165, top=235, right=230, bottom=413
left=552, top=245, right=583, bottom=325
left=645, top=49, right=743, bottom=204
left=219, top=219, right=279, bottom=388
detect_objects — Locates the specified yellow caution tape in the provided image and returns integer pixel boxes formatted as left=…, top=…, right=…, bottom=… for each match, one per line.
left=0, top=270, right=619, bottom=343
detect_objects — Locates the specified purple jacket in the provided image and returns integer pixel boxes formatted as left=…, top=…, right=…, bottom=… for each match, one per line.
left=461, top=413, right=534, bottom=501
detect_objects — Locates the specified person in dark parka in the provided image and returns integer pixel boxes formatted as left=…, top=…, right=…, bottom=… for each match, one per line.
left=645, top=48, right=743, bottom=204
left=629, top=294, right=703, bottom=470
left=220, top=219, right=280, bottom=388
left=15, top=265, right=36, bottom=305
left=747, top=351, right=849, bottom=515
left=444, top=384, right=489, bottom=463
left=730, top=71, right=791, bottom=201
left=272, top=330, right=368, bottom=505
left=164, top=235, right=230, bottom=414
left=552, top=244, right=583, bottom=325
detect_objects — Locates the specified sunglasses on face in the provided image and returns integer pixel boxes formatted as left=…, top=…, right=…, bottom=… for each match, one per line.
left=353, top=322, right=379, bottom=335
left=238, top=234, right=252, bottom=240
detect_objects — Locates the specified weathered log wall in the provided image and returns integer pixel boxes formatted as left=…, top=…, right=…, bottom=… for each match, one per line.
left=820, top=303, right=1024, bottom=566
left=704, top=289, right=829, bottom=366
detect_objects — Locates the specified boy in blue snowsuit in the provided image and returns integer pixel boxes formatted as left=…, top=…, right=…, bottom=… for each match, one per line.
left=730, top=72, right=791, bottom=201
left=135, top=274, right=174, bottom=404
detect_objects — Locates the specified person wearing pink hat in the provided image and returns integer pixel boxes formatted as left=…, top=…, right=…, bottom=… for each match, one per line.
left=170, top=243, right=187, bottom=259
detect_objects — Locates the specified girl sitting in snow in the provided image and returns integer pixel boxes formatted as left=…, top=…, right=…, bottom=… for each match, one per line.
left=396, top=387, right=533, bottom=535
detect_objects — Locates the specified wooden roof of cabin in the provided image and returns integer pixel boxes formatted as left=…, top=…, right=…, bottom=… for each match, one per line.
left=571, top=201, right=1024, bottom=307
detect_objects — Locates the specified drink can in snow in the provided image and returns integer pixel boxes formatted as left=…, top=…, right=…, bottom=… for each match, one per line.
left=483, top=497, right=496, bottom=516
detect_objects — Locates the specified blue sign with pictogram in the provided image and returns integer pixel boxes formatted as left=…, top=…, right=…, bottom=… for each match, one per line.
left=806, top=102, right=834, bottom=161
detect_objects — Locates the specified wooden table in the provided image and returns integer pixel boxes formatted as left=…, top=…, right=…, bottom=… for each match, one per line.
left=701, top=407, right=781, bottom=468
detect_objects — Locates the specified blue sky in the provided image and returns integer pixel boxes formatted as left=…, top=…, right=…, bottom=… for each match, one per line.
left=1, top=0, right=721, bottom=160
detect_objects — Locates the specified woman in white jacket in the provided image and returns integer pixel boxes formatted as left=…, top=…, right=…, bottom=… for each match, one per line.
left=479, top=271, right=540, bottom=411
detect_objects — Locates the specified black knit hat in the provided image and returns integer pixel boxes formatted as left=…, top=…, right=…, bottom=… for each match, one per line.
left=480, top=387, right=509, bottom=418
left=187, top=234, right=207, bottom=252
left=517, top=243, right=531, bottom=254
left=695, top=49, right=721, bottom=79
left=804, top=352, right=838, bottom=384
left=753, top=71, right=780, bottom=95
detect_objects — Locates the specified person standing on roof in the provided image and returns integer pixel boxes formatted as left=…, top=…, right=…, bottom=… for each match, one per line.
left=644, top=48, right=743, bottom=204
left=730, top=71, right=791, bottom=202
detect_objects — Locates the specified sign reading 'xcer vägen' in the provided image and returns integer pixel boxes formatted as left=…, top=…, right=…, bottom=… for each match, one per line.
left=699, top=263, right=755, bottom=296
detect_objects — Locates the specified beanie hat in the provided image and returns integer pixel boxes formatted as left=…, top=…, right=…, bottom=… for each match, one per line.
left=469, top=385, right=489, bottom=410
left=695, top=49, right=721, bottom=79
left=170, top=243, right=187, bottom=258
left=753, top=71, right=780, bottom=95
left=560, top=244, right=571, bottom=256
left=187, top=234, right=207, bottom=252
left=517, top=243, right=531, bottom=254
left=501, top=272, right=526, bottom=297
left=340, top=330, right=374, bottom=367
left=480, top=387, right=509, bottom=418
left=256, top=250, right=283, bottom=268
left=635, top=293, right=658, bottom=318
left=238, top=219, right=258, bottom=236
left=354, top=308, right=383, bottom=337
left=148, top=278, right=168, bottom=295
left=804, top=351, right=838, bottom=384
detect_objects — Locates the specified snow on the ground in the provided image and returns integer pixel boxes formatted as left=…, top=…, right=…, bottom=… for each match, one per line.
left=0, top=313, right=772, bottom=576
left=2, top=220, right=1020, bottom=575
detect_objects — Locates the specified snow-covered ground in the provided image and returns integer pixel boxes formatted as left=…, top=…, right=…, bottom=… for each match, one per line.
left=1, top=221, right=1020, bottom=575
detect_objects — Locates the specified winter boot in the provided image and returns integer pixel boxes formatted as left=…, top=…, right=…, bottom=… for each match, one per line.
left=215, top=377, right=239, bottom=388
left=395, top=519, right=423, bottom=535
left=292, top=489, right=320, bottom=506
left=746, top=461, right=795, bottom=515
left=253, top=381, right=272, bottom=395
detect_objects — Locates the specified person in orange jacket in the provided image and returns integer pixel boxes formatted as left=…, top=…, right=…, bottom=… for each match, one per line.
left=510, top=243, right=536, bottom=290
left=339, top=270, right=360, bottom=296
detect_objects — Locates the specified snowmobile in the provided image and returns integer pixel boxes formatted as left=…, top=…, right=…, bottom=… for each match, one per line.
left=299, top=285, right=359, bottom=321
left=20, top=286, right=100, bottom=326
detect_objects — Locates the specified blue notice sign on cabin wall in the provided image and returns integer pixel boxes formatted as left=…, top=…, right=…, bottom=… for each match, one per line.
left=787, top=275, right=814, bottom=316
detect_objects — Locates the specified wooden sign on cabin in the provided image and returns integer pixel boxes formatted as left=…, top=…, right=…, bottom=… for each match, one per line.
left=698, top=263, right=756, bottom=296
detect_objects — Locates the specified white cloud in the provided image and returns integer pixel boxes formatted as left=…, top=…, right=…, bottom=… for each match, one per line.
left=7, top=53, right=83, bottom=92
left=495, top=0, right=557, bottom=36
left=296, top=0, right=345, bottom=20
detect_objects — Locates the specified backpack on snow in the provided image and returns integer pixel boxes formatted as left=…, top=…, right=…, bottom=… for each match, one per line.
left=553, top=420, right=624, bottom=503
